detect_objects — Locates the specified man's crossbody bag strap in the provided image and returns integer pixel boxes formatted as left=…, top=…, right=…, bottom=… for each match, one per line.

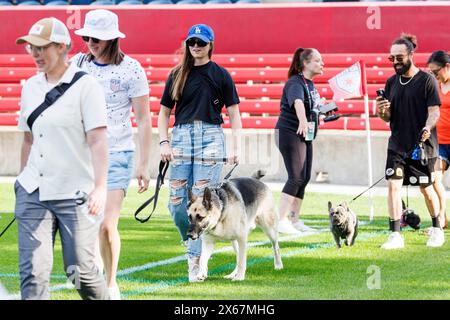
left=26, top=71, right=87, bottom=130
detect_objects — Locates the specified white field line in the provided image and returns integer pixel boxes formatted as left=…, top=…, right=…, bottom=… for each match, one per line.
left=7, top=221, right=370, bottom=299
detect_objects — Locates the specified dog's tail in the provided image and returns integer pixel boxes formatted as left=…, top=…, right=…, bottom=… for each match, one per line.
left=251, top=170, right=266, bottom=180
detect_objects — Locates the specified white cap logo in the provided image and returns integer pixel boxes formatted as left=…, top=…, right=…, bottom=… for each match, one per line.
left=195, top=27, right=201, bottom=34
left=29, top=24, right=44, bottom=36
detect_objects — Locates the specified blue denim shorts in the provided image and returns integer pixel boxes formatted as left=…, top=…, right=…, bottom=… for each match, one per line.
left=107, top=151, right=135, bottom=192
left=439, top=144, right=450, bottom=167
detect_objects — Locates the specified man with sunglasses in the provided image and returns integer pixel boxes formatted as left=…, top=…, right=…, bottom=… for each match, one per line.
left=377, top=34, right=444, bottom=249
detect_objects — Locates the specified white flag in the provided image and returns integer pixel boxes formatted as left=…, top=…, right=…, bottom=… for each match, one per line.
left=328, top=61, right=364, bottom=101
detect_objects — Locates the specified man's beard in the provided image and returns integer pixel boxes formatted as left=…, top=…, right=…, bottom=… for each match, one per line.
left=394, top=59, right=412, bottom=76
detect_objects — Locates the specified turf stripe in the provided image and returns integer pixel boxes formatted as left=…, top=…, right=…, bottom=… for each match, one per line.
left=7, top=227, right=328, bottom=298
left=6, top=221, right=374, bottom=299
left=0, top=273, right=66, bottom=279
left=116, top=229, right=326, bottom=277
left=120, top=230, right=388, bottom=298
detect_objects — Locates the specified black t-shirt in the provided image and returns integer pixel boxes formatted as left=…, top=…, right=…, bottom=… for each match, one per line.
left=275, top=74, right=320, bottom=136
left=385, top=70, right=441, bottom=158
left=160, top=61, right=240, bottom=126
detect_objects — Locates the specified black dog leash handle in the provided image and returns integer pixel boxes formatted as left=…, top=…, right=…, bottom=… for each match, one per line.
left=134, top=159, right=237, bottom=223
left=223, top=163, right=238, bottom=180
left=0, top=217, right=15, bottom=239
left=134, top=161, right=169, bottom=223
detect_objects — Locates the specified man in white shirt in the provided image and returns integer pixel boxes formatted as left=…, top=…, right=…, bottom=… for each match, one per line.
left=15, top=17, right=109, bottom=300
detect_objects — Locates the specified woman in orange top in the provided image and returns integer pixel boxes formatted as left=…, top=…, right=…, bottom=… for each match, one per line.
left=428, top=50, right=450, bottom=229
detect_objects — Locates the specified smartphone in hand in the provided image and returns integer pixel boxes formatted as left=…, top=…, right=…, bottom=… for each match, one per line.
left=376, top=89, right=387, bottom=100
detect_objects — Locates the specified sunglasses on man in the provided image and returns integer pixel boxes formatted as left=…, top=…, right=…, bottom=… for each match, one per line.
left=388, top=54, right=408, bottom=63
left=186, top=38, right=209, bottom=48
left=82, top=36, right=100, bottom=44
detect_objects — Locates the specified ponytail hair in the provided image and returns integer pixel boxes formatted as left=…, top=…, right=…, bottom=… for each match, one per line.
left=427, top=50, right=450, bottom=67
left=170, top=41, right=214, bottom=101
left=392, top=33, right=417, bottom=54
left=288, top=47, right=316, bottom=78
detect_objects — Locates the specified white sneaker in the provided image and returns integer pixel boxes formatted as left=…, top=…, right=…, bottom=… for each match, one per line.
left=292, top=220, right=316, bottom=232
left=65, top=279, right=75, bottom=289
left=277, top=219, right=301, bottom=234
left=381, top=232, right=404, bottom=250
left=427, top=227, right=445, bottom=247
left=188, top=256, right=200, bottom=283
left=108, top=286, right=121, bottom=300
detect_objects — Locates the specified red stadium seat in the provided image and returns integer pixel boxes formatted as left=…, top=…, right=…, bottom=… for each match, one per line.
left=319, top=117, right=346, bottom=130
left=151, top=84, right=385, bottom=100
left=346, top=117, right=390, bottom=131
left=0, top=67, right=38, bottom=83
left=0, top=53, right=409, bottom=131
left=0, top=97, right=20, bottom=112
left=0, top=66, right=396, bottom=84
left=148, top=99, right=374, bottom=116
left=0, top=53, right=431, bottom=68
left=0, top=113, right=19, bottom=126
left=0, top=84, right=21, bottom=97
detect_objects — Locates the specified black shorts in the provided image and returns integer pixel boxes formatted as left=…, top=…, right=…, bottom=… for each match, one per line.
left=385, top=150, right=436, bottom=187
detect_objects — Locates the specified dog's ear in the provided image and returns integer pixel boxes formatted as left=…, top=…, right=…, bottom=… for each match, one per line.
left=188, top=188, right=197, bottom=204
left=328, top=201, right=333, bottom=212
left=203, top=187, right=212, bottom=211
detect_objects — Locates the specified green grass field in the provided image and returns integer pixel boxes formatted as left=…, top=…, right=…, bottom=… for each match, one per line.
left=0, top=182, right=449, bottom=300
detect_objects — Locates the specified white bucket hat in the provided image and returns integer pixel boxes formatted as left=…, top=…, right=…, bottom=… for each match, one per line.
left=16, top=17, right=71, bottom=46
left=75, top=9, right=125, bottom=41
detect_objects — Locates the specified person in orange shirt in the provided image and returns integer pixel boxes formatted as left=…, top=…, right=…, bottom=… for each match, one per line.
left=428, top=50, right=450, bottom=229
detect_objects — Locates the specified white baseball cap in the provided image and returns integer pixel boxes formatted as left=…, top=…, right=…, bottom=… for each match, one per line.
left=75, top=9, right=125, bottom=41
left=16, top=17, right=71, bottom=46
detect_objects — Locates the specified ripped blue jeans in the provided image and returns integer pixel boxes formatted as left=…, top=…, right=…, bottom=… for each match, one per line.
left=169, top=121, right=225, bottom=258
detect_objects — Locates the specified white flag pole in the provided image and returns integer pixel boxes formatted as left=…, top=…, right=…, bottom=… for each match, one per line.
left=364, top=93, right=374, bottom=221
left=360, top=61, right=374, bottom=221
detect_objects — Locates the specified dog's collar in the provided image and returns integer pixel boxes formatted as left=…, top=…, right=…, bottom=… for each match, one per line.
left=211, top=187, right=228, bottom=226
left=211, top=187, right=225, bottom=213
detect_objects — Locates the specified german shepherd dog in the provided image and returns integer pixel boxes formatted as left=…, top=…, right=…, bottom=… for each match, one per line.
left=328, top=201, right=358, bottom=248
left=187, top=171, right=283, bottom=281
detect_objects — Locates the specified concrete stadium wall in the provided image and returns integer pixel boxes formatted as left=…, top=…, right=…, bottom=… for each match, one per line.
left=3, top=128, right=450, bottom=187
left=0, top=2, right=449, bottom=54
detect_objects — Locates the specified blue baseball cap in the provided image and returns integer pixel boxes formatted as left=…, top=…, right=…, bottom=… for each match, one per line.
left=185, top=24, right=214, bottom=43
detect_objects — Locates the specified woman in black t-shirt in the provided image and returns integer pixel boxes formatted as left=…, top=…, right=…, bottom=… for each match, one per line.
left=275, top=48, right=324, bottom=234
left=158, top=24, right=242, bottom=282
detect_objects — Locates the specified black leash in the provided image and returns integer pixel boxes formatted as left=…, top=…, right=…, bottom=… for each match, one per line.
left=0, top=216, right=15, bottom=240
left=349, top=175, right=385, bottom=204
left=223, top=162, right=238, bottom=180
left=349, top=130, right=430, bottom=204
left=134, top=160, right=169, bottom=223
left=134, top=157, right=238, bottom=223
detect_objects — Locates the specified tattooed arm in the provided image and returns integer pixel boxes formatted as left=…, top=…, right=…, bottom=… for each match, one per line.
left=422, top=106, right=440, bottom=141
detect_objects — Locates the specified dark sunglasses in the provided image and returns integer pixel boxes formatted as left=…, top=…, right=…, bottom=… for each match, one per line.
left=429, top=67, right=442, bottom=77
left=82, top=36, right=100, bottom=44
left=186, top=38, right=208, bottom=48
left=388, top=54, right=407, bottom=63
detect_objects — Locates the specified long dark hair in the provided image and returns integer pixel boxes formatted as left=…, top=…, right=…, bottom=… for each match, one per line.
left=287, top=48, right=315, bottom=78
left=87, top=38, right=124, bottom=65
left=392, top=33, right=417, bottom=54
left=170, top=41, right=214, bottom=102
left=427, top=50, right=450, bottom=67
